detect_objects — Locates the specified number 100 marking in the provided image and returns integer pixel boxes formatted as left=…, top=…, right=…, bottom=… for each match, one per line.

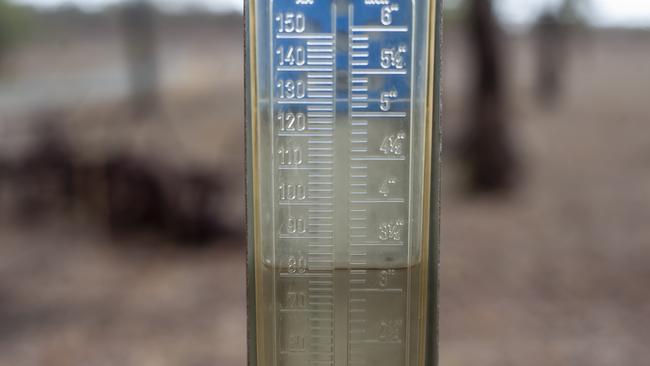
left=279, top=183, right=307, bottom=201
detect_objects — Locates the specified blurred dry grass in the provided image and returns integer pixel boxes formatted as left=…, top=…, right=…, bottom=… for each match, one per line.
left=441, top=29, right=650, bottom=365
left=0, top=13, right=247, bottom=365
left=0, top=223, right=245, bottom=366
left=0, top=10, right=649, bottom=366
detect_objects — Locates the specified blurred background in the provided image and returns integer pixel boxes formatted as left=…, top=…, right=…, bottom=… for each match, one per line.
left=0, top=0, right=648, bottom=365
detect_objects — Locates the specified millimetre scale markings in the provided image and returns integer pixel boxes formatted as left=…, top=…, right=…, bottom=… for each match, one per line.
left=309, top=86, right=335, bottom=92
left=307, top=40, right=334, bottom=46
left=278, top=99, right=332, bottom=105
left=277, top=33, right=334, bottom=39
left=308, top=54, right=335, bottom=60
left=308, top=47, right=336, bottom=53
left=277, top=66, right=333, bottom=72
left=306, top=5, right=336, bottom=366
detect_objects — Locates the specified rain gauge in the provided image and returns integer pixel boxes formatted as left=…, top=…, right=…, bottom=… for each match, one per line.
left=245, top=0, right=441, bottom=365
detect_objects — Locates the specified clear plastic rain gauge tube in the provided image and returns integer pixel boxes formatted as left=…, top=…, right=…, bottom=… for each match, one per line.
left=245, top=1, right=441, bottom=365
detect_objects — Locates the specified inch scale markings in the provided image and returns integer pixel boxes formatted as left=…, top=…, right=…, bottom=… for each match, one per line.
left=347, top=2, right=414, bottom=366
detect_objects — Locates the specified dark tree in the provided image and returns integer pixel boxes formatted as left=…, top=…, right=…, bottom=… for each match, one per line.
left=460, top=0, right=518, bottom=192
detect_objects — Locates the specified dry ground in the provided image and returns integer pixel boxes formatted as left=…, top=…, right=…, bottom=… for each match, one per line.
left=441, top=29, right=650, bottom=365
left=1, top=23, right=649, bottom=365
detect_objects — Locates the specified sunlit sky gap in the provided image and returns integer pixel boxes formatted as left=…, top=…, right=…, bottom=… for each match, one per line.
left=9, top=0, right=650, bottom=28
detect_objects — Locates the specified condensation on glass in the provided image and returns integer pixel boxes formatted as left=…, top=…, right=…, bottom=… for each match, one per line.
left=246, top=1, right=440, bottom=366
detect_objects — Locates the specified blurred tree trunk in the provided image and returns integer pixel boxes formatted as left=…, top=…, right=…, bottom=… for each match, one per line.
left=535, top=11, right=568, bottom=107
left=532, top=0, right=591, bottom=107
left=0, top=0, right=27, bottom=72
left=121, top=0, right=160, bottom=118
left=461, top=0, right=518, bottom=192
left=559, top=0, right=591, bottom=25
